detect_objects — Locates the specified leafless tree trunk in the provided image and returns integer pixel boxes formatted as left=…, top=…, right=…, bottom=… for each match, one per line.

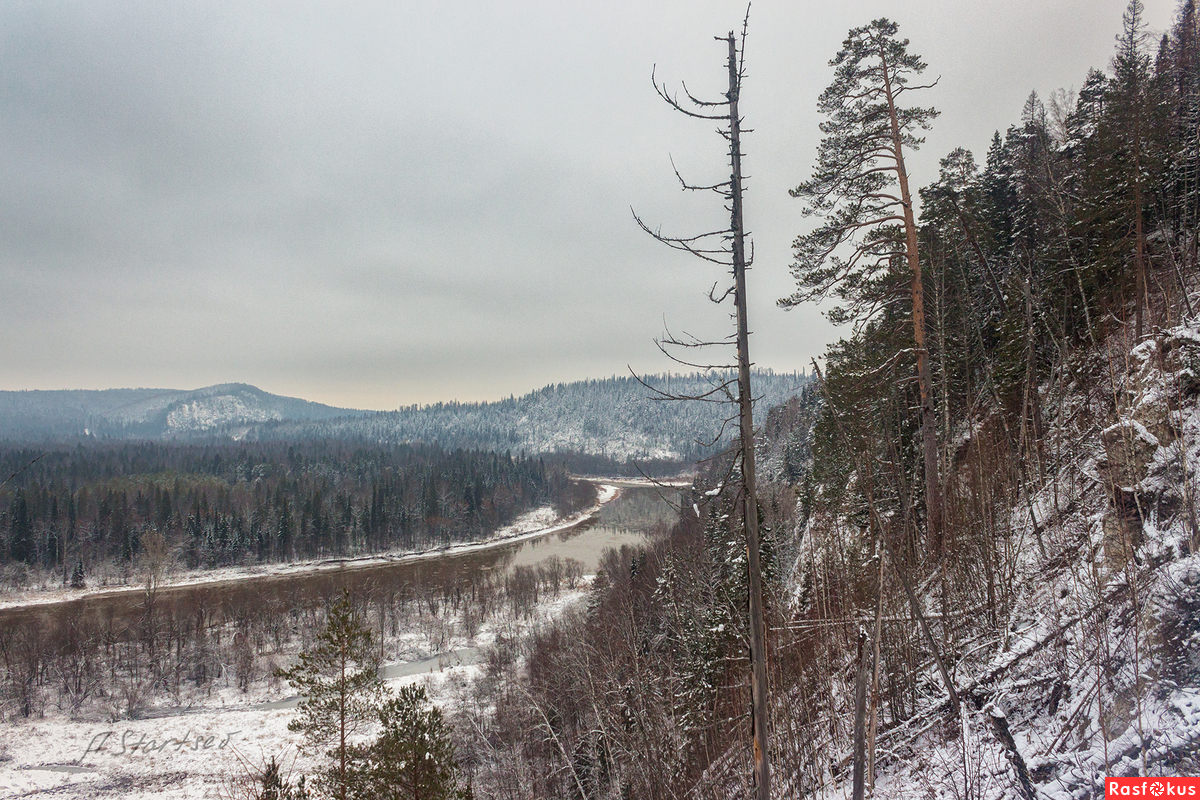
left=725, top=30, right=771, bottom=800
left=851, top=628, right=869, bottom=800
left=634, top=14, right=769, bottom=796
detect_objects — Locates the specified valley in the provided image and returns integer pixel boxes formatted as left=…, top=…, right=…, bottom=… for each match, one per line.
left=0, top=482, right=683, bottom=799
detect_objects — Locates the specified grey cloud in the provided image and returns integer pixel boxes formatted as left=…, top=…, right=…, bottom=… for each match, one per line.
left=0, top=0, right=1177, bottom=407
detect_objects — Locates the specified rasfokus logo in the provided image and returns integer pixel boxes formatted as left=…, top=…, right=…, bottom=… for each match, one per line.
left=1107, top=778, right=1200, bottom=796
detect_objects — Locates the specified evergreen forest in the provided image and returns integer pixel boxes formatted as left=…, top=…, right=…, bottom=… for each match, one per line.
left=0, top=440, right=592, bottom=587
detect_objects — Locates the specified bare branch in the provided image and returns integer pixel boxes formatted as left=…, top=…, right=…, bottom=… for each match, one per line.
left=652, top=65, right=730, bottom=121
left=671, top=154, right=732, bottom=193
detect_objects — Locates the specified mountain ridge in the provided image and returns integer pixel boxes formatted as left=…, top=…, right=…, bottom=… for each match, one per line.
left=0, top=383, right=367, bottom=441
left=0, top=371, right=811, bottom=466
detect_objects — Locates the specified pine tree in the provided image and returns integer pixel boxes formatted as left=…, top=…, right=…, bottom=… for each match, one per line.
left=275, top=591, right=386, bottom=800
left=344, top=685, right=468, bottom=800
left=781, top=18, right=944, bottom=554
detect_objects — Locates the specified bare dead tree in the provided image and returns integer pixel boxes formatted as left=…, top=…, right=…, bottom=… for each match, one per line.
left=632, top=10, right=771, bottom=798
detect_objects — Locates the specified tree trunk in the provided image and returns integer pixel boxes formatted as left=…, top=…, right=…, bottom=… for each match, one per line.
left=1135, top=155, right=1148, bottom=340
left=879, top=527, right=960, bottom=716
left=340, top=644, right=348, bottom=800
left=879, top=37, right=943, bottom=557
left=852, top=629, right=869, bottom=800
left=728, top=32, right=771, bottom=800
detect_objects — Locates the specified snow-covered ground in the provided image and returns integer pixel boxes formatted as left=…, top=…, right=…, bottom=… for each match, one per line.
left=0, top=486, right=627, bottom=797
left=0, top=573, right=595, bottom=799
left=787, top=319, right=1200, bottom=799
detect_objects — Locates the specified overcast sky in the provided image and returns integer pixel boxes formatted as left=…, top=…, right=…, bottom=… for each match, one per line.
left=0, top=0, right=1182, bottom=410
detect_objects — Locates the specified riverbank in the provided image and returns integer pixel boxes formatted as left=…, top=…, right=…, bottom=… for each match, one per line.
left=0, top=576, right=597, bottom=800
left=0, top=483, right=621, bottom=613
left=0, top=482, right=683, bottom=798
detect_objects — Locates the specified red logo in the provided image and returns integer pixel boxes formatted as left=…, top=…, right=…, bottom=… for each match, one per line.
left=1107, top=778, right=1200, bottom=797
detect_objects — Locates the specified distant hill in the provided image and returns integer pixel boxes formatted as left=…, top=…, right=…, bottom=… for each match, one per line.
left=250, top=371, right=810, bottom=464
left=0, top=372, right=811, bottom=466
left=0, top=383, right=366, bottom=441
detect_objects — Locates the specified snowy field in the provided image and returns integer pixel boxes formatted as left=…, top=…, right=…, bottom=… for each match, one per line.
left=0, top=573, right=593, bottom=799
left=0, top=485, right=624, bottom=798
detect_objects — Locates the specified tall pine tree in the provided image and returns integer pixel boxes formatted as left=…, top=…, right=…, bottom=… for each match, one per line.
left=781, top=18, right=945, bottom=554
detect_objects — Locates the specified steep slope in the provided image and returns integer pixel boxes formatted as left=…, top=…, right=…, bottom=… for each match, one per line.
left=781, top=320, right=1200, bottom=798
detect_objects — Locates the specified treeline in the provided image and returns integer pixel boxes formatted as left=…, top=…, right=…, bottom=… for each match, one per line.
left=0, top=548, right=588, bottom=723
left=785, top=3, right=1200, bottom=789
left=0, top=439, right=594, bottom=584
left=904, top=0, right=1198, bottom=436
left=796, top=0, right=1200, bottom=553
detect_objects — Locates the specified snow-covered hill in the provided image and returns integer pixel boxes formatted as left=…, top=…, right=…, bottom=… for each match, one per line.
left=780, top=320, right=1200, bottom=798
left=0, top=373, right=810, bottom=468
left=0, top=383, right=364, bottom=441
left=252, top=370, right=809, bottom=464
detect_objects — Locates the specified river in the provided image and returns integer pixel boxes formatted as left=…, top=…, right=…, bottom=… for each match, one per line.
left=0, top=481, right=683, bottom=638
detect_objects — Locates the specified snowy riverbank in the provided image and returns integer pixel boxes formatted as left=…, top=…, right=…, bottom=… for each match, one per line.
left=0, top=484, right=621, bottom=613
left=0, top=578, right=595, bottom=799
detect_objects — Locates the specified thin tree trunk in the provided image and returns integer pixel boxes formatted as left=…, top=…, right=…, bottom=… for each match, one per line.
left=868, top=553, right=885, bottom=794
left=878, top=530, right=960, bottom=716
left=813, top=361, right=960, bottom=717
left=852, top=629, right=869, bottom=800
left=727, top=31, right=771, bottom=800
left=1135, top=163, right=1148, bottom=340
left=951, top=200, right=1007, bottom=314
left=340, top=646, right=347, bottom=800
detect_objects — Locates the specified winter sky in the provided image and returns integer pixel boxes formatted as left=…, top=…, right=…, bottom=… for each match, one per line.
left=0, top=0, right=1182, bottom=410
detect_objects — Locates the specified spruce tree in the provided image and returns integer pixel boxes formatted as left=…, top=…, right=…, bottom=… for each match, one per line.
left=1111, top=0, right=1159, bottom=337
left=70, top=559, right=85, bottom=589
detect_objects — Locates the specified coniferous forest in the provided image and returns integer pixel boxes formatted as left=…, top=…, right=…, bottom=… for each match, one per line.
left=0, top=440, right=591, bottom=586
left=448, top=2, right=1200, bottom=796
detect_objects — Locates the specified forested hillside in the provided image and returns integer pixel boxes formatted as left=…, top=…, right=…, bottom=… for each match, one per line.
left=0, top=440, right=592, bottom=587
left=452, top=2, right=1200, bottom=795
left=252, top=370, right=808, bottom=468
left=0, top=373, right=809, bottom=475
left=0, top=383, right=367, bottom=441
